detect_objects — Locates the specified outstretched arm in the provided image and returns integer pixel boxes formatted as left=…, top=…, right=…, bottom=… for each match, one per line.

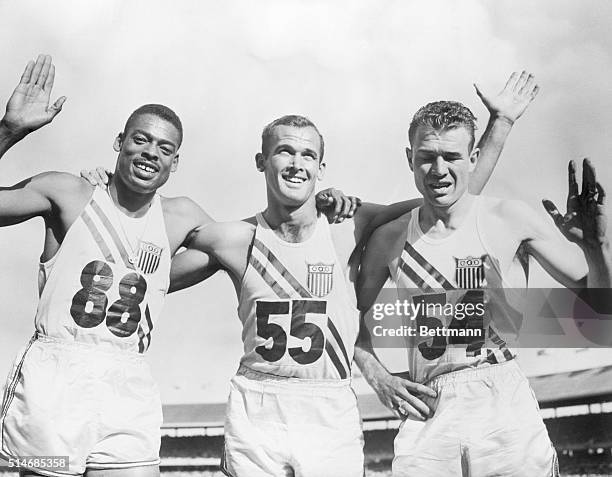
left=469, top=71, right=539, bottom=194
left=0, top=54, right=66, bottom=159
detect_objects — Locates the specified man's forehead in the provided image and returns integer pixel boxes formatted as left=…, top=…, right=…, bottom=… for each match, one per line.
left=270, top=125, right=321, bottom=148
left=126, top=113, right=180, bottom=143
left=414, top=125, right=471, bottom=150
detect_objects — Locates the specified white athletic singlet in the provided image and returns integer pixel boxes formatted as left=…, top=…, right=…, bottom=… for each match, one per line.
left=34, top=187, right=170, bottom=353
left=238, top=213, right=359, bottom=380
left=390, top=196, right=526, bottom=383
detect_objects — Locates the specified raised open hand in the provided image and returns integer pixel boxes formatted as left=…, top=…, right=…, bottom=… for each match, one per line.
left=474, top=71, right=539, bottom=125
left=1, top=54, right=66, bottom=136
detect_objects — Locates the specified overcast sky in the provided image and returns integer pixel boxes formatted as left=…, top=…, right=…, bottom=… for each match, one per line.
left=1, top=0, right=611, bottom=403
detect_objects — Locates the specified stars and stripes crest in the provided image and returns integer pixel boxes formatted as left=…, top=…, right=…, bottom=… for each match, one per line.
left=137, top=241, right=163, bottom=274
left=455, top=255, right=486, bottom=289
left=307, top=263, right=334, bottom=297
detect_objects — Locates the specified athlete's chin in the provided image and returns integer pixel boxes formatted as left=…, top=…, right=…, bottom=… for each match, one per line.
left=127, top=173, right=169, bottom=194
left=425, top=191, right=451, bottom=204
left=276, top=187, right=314, bottom=206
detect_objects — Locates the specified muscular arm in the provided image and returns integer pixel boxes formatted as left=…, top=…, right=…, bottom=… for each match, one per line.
left=0, top=171, right=86, bottom=227
left=169, top=220, right=254, bottom=293
left=169, top=248, right=222, bottom=293
left=0, top=174, right=53, bottom=225
left=468, top=115, right=514, bottom=194
left=163, top=197, right=222, bottom=292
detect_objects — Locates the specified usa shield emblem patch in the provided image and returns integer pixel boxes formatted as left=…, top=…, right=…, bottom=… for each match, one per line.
left=137, top=241, right=163, bottom=274
left=455, top=256, right=486, bottom=289
left=307, top=263, right=334, bottom=297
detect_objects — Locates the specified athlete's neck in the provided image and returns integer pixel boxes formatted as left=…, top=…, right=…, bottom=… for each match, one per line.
left=262, top=196, right=319, bottom=243
left=419, top=193, right=476, bottom=238
left=108, top=177, right=155, bottom=218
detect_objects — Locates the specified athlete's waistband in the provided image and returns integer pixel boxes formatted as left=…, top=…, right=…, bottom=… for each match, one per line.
left=33, top=332, right=145, bottom=360
left=236, top=364, right=352, bottom=388
left=423, top=358, right=521, bottom=388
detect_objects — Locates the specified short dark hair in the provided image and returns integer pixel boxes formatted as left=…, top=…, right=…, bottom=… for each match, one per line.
left=124, top=104, right=183, bottom=148
left=261, top=115, right=325, bottom=160
left=408, top=101, right=477, bottom=151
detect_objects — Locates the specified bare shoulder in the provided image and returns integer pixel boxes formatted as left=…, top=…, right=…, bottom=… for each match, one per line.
left=27, top=172, right=93, bottom=216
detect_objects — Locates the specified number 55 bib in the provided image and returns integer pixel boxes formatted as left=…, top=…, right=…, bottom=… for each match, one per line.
left=35, top=187, right=170, bottom=354
left=238, top=213, right=359, bottom=380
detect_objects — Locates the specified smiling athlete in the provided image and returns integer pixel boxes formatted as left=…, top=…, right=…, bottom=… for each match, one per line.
left=0, top=55, right=217, bottom=477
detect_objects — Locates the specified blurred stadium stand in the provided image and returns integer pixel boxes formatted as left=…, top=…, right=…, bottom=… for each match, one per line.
left=158, top=366, right=612, bottom=473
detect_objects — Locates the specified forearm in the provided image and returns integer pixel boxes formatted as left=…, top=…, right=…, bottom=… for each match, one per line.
left=354, top=199, right=421, bottom=251
left=354, top=320, right=392, bottom=389
left=575, top=240, right=612, bottom=314
left=469, top=115, right=513, bottom=194
left=0, top=121, right=28, bottom=161
left=585, top=239, right=612, bottom=289
left=354, top=343, right=389, bottom=388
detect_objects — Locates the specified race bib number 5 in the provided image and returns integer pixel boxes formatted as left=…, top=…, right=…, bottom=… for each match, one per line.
left=70, top=260, right=147, bottom=337
left=255, top=299, right=326, bottom=364
left=414, top=290, right=486, bottom=360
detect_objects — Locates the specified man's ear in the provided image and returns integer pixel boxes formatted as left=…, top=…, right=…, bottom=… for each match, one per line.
left=170, top=155, right=179, bottom=173
left=405, top=147, right=414, bottom=172
left=255, top=152, right=265, bottom=172
left=317, top=160, right=326, bottom=181
left=469, top=147, right=480, bottom=172
left=113, top=133, right=123, bottom=152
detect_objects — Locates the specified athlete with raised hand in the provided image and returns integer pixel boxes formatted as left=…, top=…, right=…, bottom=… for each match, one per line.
left=164, top=71, right=539, bottom=477
left=356, top=99, right=610, bottom=476
left=0, top=54, right=219, bottom=477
